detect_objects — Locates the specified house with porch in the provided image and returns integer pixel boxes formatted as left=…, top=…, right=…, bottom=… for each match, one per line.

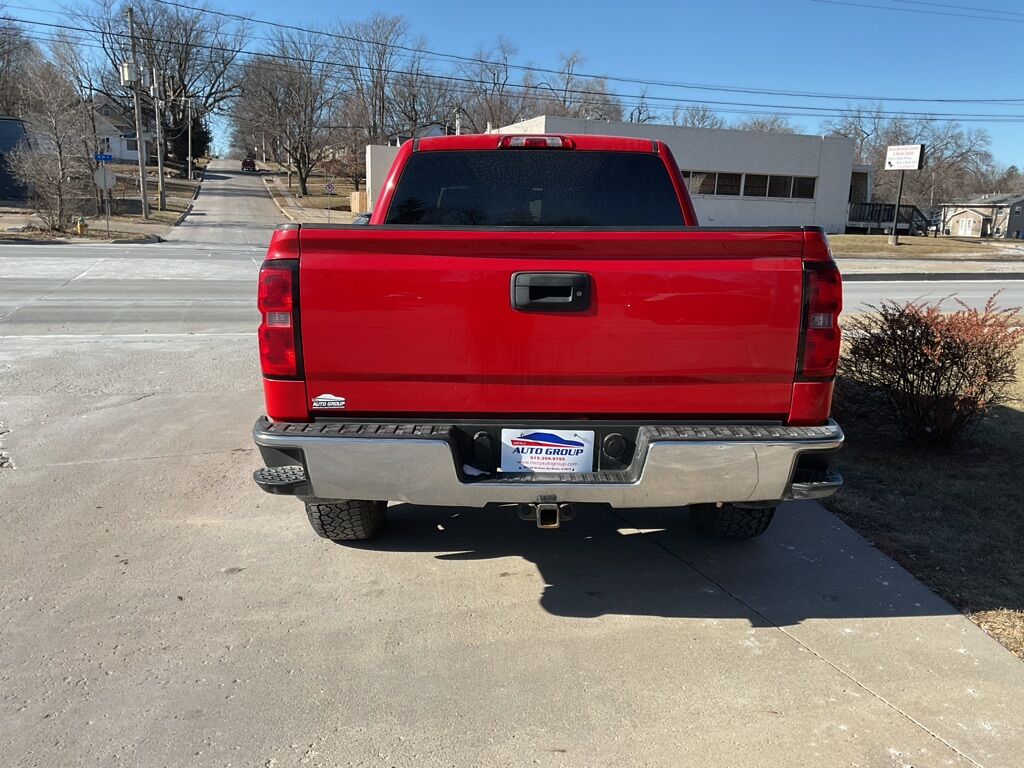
left=938, top=193, right=1024, bottom=239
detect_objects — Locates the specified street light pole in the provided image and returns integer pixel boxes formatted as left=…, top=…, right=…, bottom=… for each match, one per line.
left=126, top=6, right=150, bottom=219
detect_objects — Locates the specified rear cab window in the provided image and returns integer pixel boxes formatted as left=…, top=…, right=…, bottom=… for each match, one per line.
left=385, top=150, right=685, bottom=227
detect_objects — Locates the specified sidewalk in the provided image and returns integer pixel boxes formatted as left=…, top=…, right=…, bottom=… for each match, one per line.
left=263, top=175, right=357, bottom=225
left=839, top=256, right=1024, bottom=278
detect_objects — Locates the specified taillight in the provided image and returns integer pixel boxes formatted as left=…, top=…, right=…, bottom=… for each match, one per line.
left=498, top=135, right=575, bottom=149
left=258, top=261, right=301, bottom=378
left=798, top=263, right=842, bottom=379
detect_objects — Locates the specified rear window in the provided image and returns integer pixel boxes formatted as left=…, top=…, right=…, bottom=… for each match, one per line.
left=384, top=150, right=684, bottom=227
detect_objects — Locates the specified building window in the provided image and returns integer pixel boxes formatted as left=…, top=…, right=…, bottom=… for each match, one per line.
left=126, top=139, right=138, bottom=151
left=1016, top=207, right=1022, bottom=216
left=743, top=174, right=768, bottom=197
left=690, top=171, right=716, bottom=195
left=792, top=177, right=816, bottom=199
left=681, top=170, right=816, bottom=200
left=768, top=176, right=793, bottom=198
left=716, top=173, right=741, bottom=196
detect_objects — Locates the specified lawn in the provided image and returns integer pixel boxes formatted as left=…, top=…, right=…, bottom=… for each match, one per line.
left=829, top=234, right=1024, bottom=259
left=827, top=344, right=1024, bottom=658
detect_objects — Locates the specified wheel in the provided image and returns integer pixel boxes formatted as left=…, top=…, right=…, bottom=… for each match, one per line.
left=691, top=503, right=776, bottom=539
left=304, top=499, right=387, bottom=541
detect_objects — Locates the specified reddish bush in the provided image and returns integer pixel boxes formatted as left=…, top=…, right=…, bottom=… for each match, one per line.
left=838, top=295, right=1022, bottom=448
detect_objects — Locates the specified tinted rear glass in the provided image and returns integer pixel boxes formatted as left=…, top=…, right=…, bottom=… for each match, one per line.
left=385, top=150, right=684, bottom=227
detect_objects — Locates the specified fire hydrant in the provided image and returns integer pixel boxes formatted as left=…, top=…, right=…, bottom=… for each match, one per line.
left=75, top=216, right=88, bottom=236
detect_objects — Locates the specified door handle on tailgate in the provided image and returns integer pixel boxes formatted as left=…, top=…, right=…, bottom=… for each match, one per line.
left=511, top=272, right=592, bottom=312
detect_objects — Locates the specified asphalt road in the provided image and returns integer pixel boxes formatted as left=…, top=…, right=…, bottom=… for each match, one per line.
left=2, top=161, right=1022, bottom=766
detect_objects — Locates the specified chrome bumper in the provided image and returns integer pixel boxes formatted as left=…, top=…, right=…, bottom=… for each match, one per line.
left=253, top=419, right=843, bottom=508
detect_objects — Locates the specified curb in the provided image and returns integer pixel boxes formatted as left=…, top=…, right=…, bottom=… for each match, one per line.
left=171, top=167, right=207, bottom=228
left=263, top=176, right=297, bottom=221
left=844, top=272, right=1024, bottom=282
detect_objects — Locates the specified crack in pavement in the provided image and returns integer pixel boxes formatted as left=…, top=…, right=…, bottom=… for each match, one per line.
left=0, top=257, right=109, bottom=322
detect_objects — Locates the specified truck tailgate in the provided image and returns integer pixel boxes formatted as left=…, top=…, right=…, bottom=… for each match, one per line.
left=298, top=228, right=805, bottom=417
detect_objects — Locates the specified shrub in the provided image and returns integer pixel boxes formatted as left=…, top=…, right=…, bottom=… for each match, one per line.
left=838, top=295, right=1023, bottom=448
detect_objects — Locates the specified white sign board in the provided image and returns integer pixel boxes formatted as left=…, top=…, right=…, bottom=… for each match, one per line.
left=500, top=429, right=595, bottom=474
left=93, top=167, right=116, bottom=190
left=885, top=144, right=924, bottom=171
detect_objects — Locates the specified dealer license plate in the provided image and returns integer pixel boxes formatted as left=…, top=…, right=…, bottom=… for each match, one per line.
left=499, top=429, right=595, bottom=473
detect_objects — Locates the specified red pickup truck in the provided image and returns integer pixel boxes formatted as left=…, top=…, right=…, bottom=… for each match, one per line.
left=253, top=134, right=843, bottom=541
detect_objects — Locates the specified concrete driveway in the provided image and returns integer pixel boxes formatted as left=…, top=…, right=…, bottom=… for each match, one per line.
left=1, top=167, right=1021, bottom=767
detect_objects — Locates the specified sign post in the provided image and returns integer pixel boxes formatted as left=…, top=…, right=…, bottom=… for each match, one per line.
left=884, top=144, right=925, bottom=245
left=325, top=180, right=335, bottom=224
left=93, top=166, right=116, bottom=237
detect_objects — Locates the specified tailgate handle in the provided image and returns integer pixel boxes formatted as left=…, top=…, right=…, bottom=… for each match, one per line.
left=511, top=272, right=592, bottom=312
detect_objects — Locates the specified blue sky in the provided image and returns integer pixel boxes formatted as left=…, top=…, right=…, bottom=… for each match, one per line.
left=9, top=0, right=1024, bottom=164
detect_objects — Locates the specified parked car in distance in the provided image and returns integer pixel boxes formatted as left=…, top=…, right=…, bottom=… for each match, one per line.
left=252, top=133, right=844, bottom=543
left=241, top=158, right=257, bottom=172
left=351, top=212, right=371, bottom=225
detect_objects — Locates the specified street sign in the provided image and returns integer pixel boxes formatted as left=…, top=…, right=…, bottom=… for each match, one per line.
left=325, top=182, right=335, bottom=194
left=93, top=167, right=116, bottom=191
left=885, top=144, right=925, bottom=171
left=94, top=153, right=113, bottom=163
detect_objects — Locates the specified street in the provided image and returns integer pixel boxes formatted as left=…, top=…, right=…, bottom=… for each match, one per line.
left=2, top=160, right=1022, bottom=766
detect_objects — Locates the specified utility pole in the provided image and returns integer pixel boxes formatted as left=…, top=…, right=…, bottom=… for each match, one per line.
left=151, top=69, right=166, bottom=211
left=126, top=6, right=150, bottom=219
left=186, top=97, right=194, bottom=181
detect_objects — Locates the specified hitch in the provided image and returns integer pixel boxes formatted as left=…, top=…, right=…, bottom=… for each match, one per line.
left=517, top=501, right=576, bottom=529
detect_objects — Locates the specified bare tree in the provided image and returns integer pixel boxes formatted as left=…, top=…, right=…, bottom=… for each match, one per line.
left=734, top=113, right=797, bottom=133
left=79, top=0, right=248, bottom=158
left=455, top=37, right=537, bottom=133
left=671, top=104, right=726, bottom=129
left=0, top=12, right=41, bottom=114
left=389, top=45, right=451, bottom=137
left=9, top=60, right=95, bottom=229
left=822, top=106, right=996, bottom=209
left=335, top=13, right=408, bottom=144
left=538, top=52, right=623, bottom=121
left=821, top=104, right=885, bottom=164
left=626, top=89, right=654, bottom=124
left=234, top=29, right=342, bottom=195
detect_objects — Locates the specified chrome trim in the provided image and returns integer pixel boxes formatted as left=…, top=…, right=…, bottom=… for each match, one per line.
left=254, top=420, right=843, bottom=507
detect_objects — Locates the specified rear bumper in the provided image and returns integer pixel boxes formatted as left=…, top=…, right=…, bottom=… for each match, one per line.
left=253, top=418, right=843, bottom=508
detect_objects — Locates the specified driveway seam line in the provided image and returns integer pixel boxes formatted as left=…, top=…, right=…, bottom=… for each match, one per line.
left=611, top=509, right=986, bottom=768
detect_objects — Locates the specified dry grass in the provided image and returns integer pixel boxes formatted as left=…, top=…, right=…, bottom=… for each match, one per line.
left=829, top=234, right=1024, bottom=259
left=827, top=345, right=1024, bottom=658
left=281, top=177, right=356, bottom=212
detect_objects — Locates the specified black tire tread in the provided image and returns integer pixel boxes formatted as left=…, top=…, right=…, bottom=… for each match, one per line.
left=305, top=499, right=387, bottom=541
left=692, top=504, right=776, bottom=539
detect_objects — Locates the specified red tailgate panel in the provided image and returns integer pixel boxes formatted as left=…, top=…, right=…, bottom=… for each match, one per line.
left=299, top=229, right=804, bottom=417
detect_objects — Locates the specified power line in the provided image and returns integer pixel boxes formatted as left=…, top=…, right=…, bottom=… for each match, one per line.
left=811, top=0, right=1024, bottom=23
left=150, top=0, right=1024, bottom=106
left=888, top=0, right=1024, bottom=19
left=11, top=14, right=1024, bottom=124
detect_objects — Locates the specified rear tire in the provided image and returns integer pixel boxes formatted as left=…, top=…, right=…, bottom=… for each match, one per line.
left=692, top=503, right=776, bottom=539
left=304, top=499, right=387, bottom=541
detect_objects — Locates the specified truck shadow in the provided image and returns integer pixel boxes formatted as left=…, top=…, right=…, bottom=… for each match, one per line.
left=347, top=500, right=959, bottom=627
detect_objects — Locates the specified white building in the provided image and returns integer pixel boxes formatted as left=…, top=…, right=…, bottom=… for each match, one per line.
left=365, top=115, right=871, bottom=232
left=93, top=101, right=153, bottom=163
left=498, top=116, right=863, bottom=233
